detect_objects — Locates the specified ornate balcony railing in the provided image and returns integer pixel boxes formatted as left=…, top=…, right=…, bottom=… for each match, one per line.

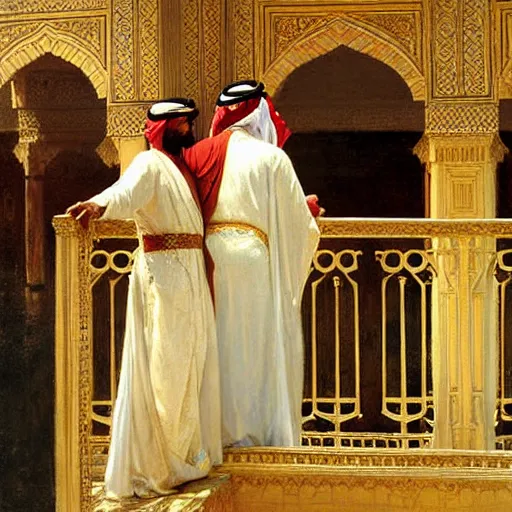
left=53, top=215, right=512, bottom=511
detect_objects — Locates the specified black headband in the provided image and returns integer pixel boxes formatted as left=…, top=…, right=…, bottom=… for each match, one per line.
left=216, top=80, right=266, bottom=107
left=147, top=97, right=199, bottom=121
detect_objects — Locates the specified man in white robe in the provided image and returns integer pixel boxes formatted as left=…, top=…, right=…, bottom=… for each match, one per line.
left=184, top=81, right=321, bottom=447
left=66, top=98, right=222, bottom=498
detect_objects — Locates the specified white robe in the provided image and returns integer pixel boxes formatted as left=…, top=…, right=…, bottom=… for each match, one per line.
left=90, top=149, right=222, bottom=498
left=206, top=130, right=320, bottom=447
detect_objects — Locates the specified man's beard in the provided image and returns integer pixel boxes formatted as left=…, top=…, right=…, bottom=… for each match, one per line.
left=162, top=130, right=195, bottom=155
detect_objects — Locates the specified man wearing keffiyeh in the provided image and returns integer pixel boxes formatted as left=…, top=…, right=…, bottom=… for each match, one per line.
left=183, top=80, right=321, bottom=449
left=66, top=98, right=222, bottom=498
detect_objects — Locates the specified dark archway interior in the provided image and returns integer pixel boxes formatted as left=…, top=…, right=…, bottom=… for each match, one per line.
left=276, top=44, right=426, bottom=218
left=0, top=57, right=117, bottom=511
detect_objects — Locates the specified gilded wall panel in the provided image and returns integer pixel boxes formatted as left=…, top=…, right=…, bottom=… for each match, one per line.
left=182, top=0, right=200, bottom=103
left=0, top=0, right=105, bottom=14
left=426, top=102, right=499, bottom=133
left=111, top=0, right=135, bottom=101
left=0, top=18, right=105, bottom=65
left=181, top=0, right=223, bottom=134
left=462, top=0, right=488, bottom=96
left=430, top=0, right=491, bottom=99
left=246, top=2, right=424, bottom=100
left=139, top=0, right=159, bottom=101
left=107, top=104, right=148, bottom=137
left=233, top=0, right=255, bottom=80
left=256, top=3, right=423, bottom=78
left=202, top=0, right=223, bottom=121
left=346, top=11, right=422, bottom=68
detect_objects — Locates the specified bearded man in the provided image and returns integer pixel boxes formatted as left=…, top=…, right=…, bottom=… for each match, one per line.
left=66, top=98, right=222, bottom=498
left=183, top=81, right=320, bottom=448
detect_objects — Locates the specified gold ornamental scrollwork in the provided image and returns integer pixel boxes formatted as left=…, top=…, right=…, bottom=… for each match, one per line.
left=0, top=19, right=105, bottom=62
left=139, top=0, right=159, bottom=101
left=431, top=0, right=491, bottom=98
left=222, top=447, right=512, bottom=471
left=258, top=9, right=425, bottom=100
left=345, top=11, right=422, bottom=68
left=52, top=215, right=83, bottom=238
left=107, top=104, right=149, bottom=138
left=111, top=0, right=135, bottom=102
left=426, top=103, right=499, bottom=134
left=90, top=219, right=138, bottom=239
left=182, top=0, right=201, bottom=105
left=318, top=218, right=512, bottom=238
left=272, top=16, right=330, bottom=61
left=0, top=0, right=105, bottom=13
left=233, top=0, right=255, bottom=80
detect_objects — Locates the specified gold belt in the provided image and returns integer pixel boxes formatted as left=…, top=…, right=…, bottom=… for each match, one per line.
left=206, top=222, right=269, bottom=248
left=142, top=233, right=203, bottom=253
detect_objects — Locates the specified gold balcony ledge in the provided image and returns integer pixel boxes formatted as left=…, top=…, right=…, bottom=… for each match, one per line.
left=53, top=214, right=512, bottom=239
left=221, top=446, right=512, bottom=477
left=92, top=448, right=512, bottom=511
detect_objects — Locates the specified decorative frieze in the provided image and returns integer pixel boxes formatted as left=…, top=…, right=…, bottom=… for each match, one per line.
left=111, top=0, right=135, bottom=101
left=0, top=0, right=105, bottom=14
left=426, top=102, right=499, bottom=133
left=107, top=104, right=148, bottom=138
left=139, top=0, right=159, bottom=101
left=430, top=0, right=491, bottom=98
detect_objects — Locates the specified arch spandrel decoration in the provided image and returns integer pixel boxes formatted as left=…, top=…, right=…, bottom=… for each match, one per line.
left=0, top=23, right=107, bottom=99
left=261, top=16, right=425, bottom=101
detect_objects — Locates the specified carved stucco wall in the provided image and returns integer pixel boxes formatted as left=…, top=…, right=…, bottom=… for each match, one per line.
left=2, top=1, right=512, bottom=139
left=0, top=16, right=107, bottom=99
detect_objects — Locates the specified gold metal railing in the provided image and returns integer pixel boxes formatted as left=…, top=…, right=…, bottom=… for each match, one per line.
left=53, top=215, right=512, bottom=511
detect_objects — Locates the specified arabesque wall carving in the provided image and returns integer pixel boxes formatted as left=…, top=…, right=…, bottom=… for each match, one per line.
left=0, top=21, right=107, bottom=97
left=426, top=102, right=499, bottom=133
left=244, top=2, right=425, bottom=100
left=430, top=0, right=491, bottom=99
left=260, top=15, right=425, bottom=99
left=0, top=0, right=105, bottom=13
left=182, top=0, right=223, bottom=135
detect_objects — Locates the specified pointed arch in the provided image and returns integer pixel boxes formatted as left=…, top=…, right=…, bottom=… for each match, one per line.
left=263, top=17, right=425, bottom=101
left=0, top=25, right=107, bottom=98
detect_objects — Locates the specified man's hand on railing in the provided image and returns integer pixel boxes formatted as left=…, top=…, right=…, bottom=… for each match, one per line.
left=66, top=201, right=106, bottom=229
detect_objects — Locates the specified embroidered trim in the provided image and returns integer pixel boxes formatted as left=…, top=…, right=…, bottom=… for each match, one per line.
left=142, top=233, right=203, bottom=252
left=207, top=221, right=269, bottom=248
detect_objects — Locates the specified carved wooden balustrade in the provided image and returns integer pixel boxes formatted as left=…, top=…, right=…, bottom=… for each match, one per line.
left=53, top=215, right=512, bottom=511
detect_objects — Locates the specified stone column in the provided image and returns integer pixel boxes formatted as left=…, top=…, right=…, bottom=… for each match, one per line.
left=13, top=110, right=58, bottom=317
left=415, top=126, right=507, bottom=450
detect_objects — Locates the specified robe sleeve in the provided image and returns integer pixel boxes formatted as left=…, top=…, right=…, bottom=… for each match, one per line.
left=89, top=151, right=157, bottom=220
left=267, top=149, right=320, bottom=445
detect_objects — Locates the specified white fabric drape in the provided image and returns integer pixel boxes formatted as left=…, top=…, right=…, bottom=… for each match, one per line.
left=90, top=149, right=222, bottom=498
left=206, top=130, right=320, bottom=447
left=228, top=98, right=277, bottom=146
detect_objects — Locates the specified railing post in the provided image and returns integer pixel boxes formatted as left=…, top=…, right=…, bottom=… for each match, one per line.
left=53, top=215, right=84, bottom=511
left=415, top=133, right=506, bottom=449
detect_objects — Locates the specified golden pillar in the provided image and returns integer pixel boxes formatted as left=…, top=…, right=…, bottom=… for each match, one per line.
left=413, top=0, right=507, bottom=450
left=416, top=128, right=506, bottom=449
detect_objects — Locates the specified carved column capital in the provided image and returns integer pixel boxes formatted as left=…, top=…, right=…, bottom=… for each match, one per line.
left=414, top=132, right=507, bottom=166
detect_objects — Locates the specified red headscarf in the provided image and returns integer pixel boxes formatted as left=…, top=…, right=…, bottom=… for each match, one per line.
left=144, top=118, right=183, bottom=151
left=210, top=96, right=291, bottom=148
